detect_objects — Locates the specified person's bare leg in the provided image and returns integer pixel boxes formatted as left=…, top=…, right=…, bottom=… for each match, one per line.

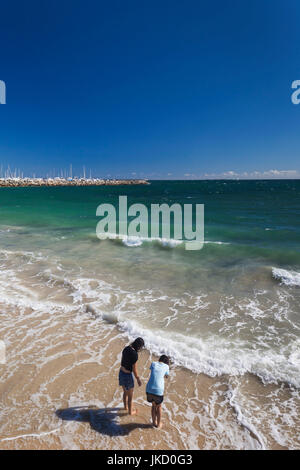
left=128, top=388, right=137, bottom=415
left=151, top=403, right=157, bottom=426
left=156, top=404, right=162, bottom=429
left=122, top=386, right=128, bottom=410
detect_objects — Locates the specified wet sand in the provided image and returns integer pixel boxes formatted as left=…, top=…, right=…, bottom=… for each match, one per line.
left=0, top=324, right=295, bottom=450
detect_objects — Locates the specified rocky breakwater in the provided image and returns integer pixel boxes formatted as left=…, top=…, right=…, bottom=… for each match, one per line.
left=0, top=177, right=150, bottom=187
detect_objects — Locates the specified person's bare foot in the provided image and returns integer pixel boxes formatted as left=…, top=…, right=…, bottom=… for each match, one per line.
left=129, top=408, right=138, bottom=415
left=156, top=422, right=162, bottom=429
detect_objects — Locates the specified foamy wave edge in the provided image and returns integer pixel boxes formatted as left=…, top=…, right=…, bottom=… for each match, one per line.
left=97, top=233, right=229, bottom=248
left=272, top=267, right=300, bottom=287
left=116, top=319, right=300, bottom=389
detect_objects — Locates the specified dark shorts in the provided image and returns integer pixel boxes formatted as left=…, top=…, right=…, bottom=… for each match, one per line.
left=119, top=369, right=134, bottom=390
left=146, top=392, right=164, bottom=405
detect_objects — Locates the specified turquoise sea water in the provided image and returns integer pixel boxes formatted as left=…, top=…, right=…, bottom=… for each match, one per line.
left=0, top=180, right=299, bottom=448
left=0, top=179, right=299, bottom=259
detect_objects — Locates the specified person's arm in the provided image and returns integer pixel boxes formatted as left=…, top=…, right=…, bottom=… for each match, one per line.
left=132, top=362, right=142, bottom=386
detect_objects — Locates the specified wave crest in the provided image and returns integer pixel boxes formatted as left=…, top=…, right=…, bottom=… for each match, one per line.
left=272, top=267, right=300, bottom=287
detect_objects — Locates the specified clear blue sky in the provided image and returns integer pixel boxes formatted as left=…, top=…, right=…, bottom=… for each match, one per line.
left=0, top=0, right=300, bottom=179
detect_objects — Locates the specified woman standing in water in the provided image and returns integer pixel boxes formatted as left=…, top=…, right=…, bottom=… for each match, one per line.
left=146, top=355, right=170, bottom=428
left=119, top=337, right=144, bottom=415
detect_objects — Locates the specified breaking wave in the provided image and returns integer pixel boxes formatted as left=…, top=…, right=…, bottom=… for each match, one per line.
left=272, top=267, right=300, bottom=287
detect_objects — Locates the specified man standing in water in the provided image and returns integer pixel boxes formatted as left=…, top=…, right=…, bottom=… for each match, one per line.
left=119, top=337, right=144, bottom=415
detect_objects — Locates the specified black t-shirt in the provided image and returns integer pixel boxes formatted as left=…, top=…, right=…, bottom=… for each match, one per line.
left=121, top=346, right=138, bottom=372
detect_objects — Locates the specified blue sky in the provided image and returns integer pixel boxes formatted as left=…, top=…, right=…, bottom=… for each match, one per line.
left=0, top=0, right=300, bottom=179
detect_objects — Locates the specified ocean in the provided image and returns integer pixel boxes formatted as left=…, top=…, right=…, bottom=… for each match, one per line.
left=0, top=180, right=299, bottom=449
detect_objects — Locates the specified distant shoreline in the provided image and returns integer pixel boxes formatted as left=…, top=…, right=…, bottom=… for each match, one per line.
left=0, top=177, right=149, bottom=187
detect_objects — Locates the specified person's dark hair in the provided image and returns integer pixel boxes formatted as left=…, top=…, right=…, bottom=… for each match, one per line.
left=131, top=337, right=145, bottom=352
left=159, top=355, right=170, bottom=365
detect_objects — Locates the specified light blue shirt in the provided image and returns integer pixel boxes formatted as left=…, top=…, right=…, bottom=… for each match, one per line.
left=146, top=361, right=169, bottom=396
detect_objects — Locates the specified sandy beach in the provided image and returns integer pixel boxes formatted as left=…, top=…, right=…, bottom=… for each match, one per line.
left=0, top=332, right=212, bottom=450
left=0, top=325, right=296, bottom=450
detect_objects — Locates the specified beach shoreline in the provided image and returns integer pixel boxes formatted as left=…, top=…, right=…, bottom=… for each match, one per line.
left=0, top=333, right=253, bottom=450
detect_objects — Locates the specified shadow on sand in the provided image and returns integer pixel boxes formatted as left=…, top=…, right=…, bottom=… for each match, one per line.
left=56, top=406, right=153, bottom=437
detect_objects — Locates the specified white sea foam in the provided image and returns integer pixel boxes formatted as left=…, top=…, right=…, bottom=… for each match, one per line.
left=96, top=232, right=229, bottom=248
left=272, top=267, right=300, bottom=287
left=98, top=232, right=184, bottom=248
left=0, top=248, right=299, bottom=397
left=226, top=385, right=266, bottom=449
left=14, top=267, right=297, bottom=389
left=116, top=318, right=300, bottom=388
